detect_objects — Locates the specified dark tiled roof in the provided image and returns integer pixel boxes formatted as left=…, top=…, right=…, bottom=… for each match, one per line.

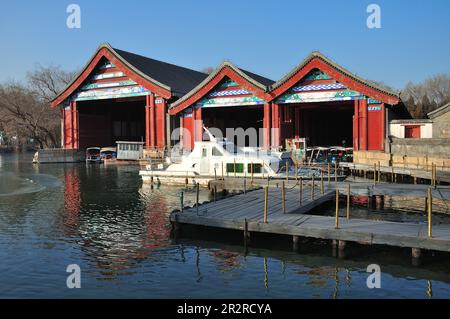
left=239, top=68, right=275, bottom=86
left=113, top=48, right=208, bottom=97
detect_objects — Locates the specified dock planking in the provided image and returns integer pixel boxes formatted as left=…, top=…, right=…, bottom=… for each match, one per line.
left=171, top=183, right=450, bottom=253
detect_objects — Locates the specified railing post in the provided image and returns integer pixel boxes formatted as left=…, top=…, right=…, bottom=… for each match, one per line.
left=373, top=162, right=377, bottom=187
left=347, top=183, right=350, bottom=221
left=180, top=191, right=184, bottom=213
left=311, top=175, right=315, bottom=200
left=328, top=162, right=331, bottom=185
left=286, top=161, right=289, bottom=182
left=196, top=182, right=200, bottom=215
left=251, top=162, right=254, bottom=185
left=377, top=161, right=381, bottom=183
left=299, top=177, right=303, bottom=205
left=321, top=170, right=324, bottom=194
left=428, top=187, right=432, bottom=238
left=264, top=186, right=268, bottom=223
left=335, top=189, right=339, bottom=229
left=334, top=161, right=338, bottom=183
left=282, top=181, right=286, bottom=213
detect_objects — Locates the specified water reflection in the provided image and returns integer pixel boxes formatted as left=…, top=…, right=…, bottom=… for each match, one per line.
left=1, top=153, right=450, bottom=298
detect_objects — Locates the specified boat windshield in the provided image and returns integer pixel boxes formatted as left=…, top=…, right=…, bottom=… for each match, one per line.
left=221, top=142, right=242, bottom=154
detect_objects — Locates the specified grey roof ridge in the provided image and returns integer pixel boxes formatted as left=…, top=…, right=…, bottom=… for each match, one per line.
left=270, top=51, right=400, bottom=99
left=427, top=102, right=450, bottom=119
left=170, top=60, right=271, bottom=109
left=51, top=42, right=176, bottom=104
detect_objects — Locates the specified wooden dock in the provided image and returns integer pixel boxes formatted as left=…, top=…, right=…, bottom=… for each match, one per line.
left=171, top=184, right=450, bottom=254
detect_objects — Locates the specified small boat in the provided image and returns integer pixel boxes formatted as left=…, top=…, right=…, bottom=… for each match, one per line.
left=86, top=147, right=104, bottom=164
left=100, top=147, right=117, bottom=161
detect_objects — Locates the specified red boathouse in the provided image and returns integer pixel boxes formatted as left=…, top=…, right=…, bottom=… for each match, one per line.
left=50, top=43, right=207, bottom=151
left=169, top=51, right=402, bottom=152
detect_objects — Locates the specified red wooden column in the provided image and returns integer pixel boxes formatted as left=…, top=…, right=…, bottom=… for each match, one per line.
left=64, top=105, right=72, bottom=149
left=74, top=101, right=79, bottom=149
left=193, top=107, right=203, bottom=141
left=380, top=103, right=385, bottom=151
left=353, top=100, right=359, bottom=151
left=179, top=116, right=184, bottom=149
left=359, top=99, right=368, bottom=151
left=263, top=103, right=271, bottom=149
left=155, top=98, right=166, bottom=148
left=145, top=95, right=151, bottom=147
left=70, top=101, right=79, bottom=149
left=148, top=94, right=156, bottom=147
left=271, top=102, right=281, bottom=148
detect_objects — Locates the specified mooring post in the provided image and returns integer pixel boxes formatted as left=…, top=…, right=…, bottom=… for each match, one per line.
left=428, top=187, right=433, bottom=238
left=221, top=162, right=224, bottom=180
left=244, top=218, right=249, bottom=245
left=334, top=161, right=338, bottom=183
left=150, top=175, right=154, bottom=189
left=214, top=168, right=217, bottom=181
left=244, top=171, right=247, bottom=194
left=373, top=162, right=377, bottom=187
left=282, top=181, right=286, bottom=213
left=180, top=191, right=184, bottom=213
left=433, top=163, right=437, bottom=188
left=311, top=175, right=315, bottom=200
left=299, top=177, right=303, bottom=205
left=286, top=161, right=289, bottom=182
left=430, top=163, right=433, bottom=187
left=185, top=172, right=188, bottom=188
left=335, top=189, right=339, bottom=229
left=391, top=166, right=394, bottom=183
left=378, top=161, right=381, bottom=184
left=321, top=170, right=324, bottom=194
left=295, top=161, right=298, bottom=181
left=213, top=185, right=217, bottom=203
left=328, top=162, right=331, bottom=185
left=264, top=186, right=268, bottom=223
left=196, top=182, right=200, bottom=215
left=347, top=183, right=350, bottom=221
left=251, top=162, right=254, bottom=186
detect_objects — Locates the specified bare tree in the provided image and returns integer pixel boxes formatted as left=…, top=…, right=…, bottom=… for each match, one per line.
left=27, top=64, right=76, bottom=101
left=401, top=74, right=450, bottom=118
left=0, top=65, right=76, bottom=149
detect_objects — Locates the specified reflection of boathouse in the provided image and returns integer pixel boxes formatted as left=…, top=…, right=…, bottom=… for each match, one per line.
left=51, top=44, right=406, bottom=154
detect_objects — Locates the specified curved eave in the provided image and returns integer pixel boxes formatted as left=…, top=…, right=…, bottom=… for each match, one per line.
left=168, top=61, right=271, bottom=115
left=49, top=43, right=172, bottom=107
left=270, top=51, right=401, bottom=106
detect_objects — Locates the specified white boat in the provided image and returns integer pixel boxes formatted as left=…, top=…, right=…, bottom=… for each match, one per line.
left=139, top=127, right=292, bottom=185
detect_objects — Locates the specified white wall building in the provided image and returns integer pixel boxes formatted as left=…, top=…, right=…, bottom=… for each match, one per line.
left=389, top=119, right=433, bottom=139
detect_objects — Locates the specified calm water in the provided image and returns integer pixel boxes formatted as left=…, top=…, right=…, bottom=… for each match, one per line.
left=1, top=152, right=450, bottom=299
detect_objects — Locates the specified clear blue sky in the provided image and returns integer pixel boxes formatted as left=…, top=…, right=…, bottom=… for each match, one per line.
left=0, top=0, right=449, bottom=90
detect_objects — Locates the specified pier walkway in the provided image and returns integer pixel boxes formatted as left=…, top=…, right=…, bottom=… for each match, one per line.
left=171, top=184, right=450, bottom=253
